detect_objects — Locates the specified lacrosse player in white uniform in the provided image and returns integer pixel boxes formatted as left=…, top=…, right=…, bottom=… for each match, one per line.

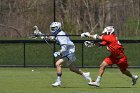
left=49, top=22, right=92, bottom=87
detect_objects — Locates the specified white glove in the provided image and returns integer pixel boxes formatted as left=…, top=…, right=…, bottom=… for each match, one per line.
left=81, top=32, right=90, bottom=38
left=41, top=36, right=48, bottom=39
left=49, top=36, right=55, bottom=40
left=84, top=41, right=94, bottom=47
left=81, top=33, right=85, bottom=38
left=53, top=52, right=61, bottom=57
left=93, top=34, right=98, bottom=39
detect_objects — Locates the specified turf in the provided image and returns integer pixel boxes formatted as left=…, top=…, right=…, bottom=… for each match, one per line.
left=0, top=68, right=139, bottom=93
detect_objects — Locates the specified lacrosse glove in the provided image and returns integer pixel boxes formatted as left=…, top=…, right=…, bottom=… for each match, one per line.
left=84, top=41, right=94, bottom=47
left=53, top=52, right=61, bottom=57
left=81, top=32, right=90, bottom=38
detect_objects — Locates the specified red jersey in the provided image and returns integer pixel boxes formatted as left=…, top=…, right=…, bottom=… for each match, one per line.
left=101, top=34, right=124, bottom=57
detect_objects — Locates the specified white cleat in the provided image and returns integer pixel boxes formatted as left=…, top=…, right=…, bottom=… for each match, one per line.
left=83, top=72, right=92, bottom=82
left=88, top=81, right=100, bottom=87
left=132, top=75, right=139, bottom=85
left=52, top=81, right=61, bottom=87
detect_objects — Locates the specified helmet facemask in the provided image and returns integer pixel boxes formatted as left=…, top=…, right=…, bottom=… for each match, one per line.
left=50, top=27, right=59, bottom=33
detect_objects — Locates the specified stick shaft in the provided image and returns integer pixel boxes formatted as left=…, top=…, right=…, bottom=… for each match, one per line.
left=44, top=39, right=54, bottom=51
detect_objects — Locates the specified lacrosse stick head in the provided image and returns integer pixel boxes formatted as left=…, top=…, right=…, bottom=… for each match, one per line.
left=50, top=22, right=61, bottom=33
left=33, top=26, right=38, bottom=30
left=84, top=41, right=94, bottom=47
left=102, top=26, right=114, bottom=35
left=33, top=25, right=42, bottom=36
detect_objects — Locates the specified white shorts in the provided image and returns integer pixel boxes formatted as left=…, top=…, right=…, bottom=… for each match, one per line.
left=62, top=53, right=76, bottom=66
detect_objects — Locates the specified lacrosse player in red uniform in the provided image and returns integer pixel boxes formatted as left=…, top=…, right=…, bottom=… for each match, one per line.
left=81, top=26, right=138, bottom=87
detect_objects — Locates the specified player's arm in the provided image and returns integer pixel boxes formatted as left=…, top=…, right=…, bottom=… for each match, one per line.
left=84, top=40, right=107, bottom=47
left=57, top=36, right=68, bottom=53
left=53, top=36, right=68, bottom=57
left=47, top=36, right=55, bottom=41
left=89, top=34, right=103, bottom=40
left=94, top=43, right=102, bottom=47
left=81, top=32, right=103, bottom=40
left=95, top=41, right=107, bottom=47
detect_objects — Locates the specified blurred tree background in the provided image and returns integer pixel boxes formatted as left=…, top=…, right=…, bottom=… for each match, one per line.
left=0, top=0, right=139, bottom=39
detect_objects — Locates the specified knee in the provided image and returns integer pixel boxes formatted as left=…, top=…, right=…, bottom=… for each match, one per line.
left=100, top=64, right=105, bottom=70
left=55, top=62, right=61, bottom=67
left=55, top=59, right=63, bottom=67
left=99, top=66, right=105, bottom=71
left=99, top=62, right=108, bottom=70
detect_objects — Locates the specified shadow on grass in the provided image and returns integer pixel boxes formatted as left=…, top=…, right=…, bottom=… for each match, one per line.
left=53, top=86, right=138, bottom=89
left=99, top=86, right=138, bottom=89
left=60, top=86, right=84, bottom=88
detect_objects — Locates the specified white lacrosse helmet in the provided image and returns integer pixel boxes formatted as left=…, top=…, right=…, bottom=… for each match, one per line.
left=102, top=26, right=114, bottom=35
left=50, top=22, right=61, bottom=33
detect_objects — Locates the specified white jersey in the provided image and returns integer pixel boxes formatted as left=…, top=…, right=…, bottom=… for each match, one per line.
left=55, top=31, right=75, bottom=57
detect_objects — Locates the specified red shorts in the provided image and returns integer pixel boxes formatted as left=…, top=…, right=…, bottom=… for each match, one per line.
left=104, top=55, right=128, bottom=71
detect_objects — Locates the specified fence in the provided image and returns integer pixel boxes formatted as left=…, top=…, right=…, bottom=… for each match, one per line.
left=0, top=39, right=139, bottom=68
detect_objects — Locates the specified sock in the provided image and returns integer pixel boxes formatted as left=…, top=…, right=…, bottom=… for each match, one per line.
left=82, top=72, right=85, bottom=76
left=82, top=72, right=92, bottom=82
left=82, top=72, right=87, bottom=78
left=57, top=73, right=62, bottom=82
left=96, top=76, right=101, bottom=83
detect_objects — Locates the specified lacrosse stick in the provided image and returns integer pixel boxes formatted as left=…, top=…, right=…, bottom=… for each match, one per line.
left=44, top=38, right=54, bottom=51
left=29, top=25, right=44, bottom=39
left=81, top=22, right=99, bottom=38
left=30, top=25, right=55, bottom=51
left=89, top=22, right=99, bottom=34
left=33, top=26, right=45, bottom=37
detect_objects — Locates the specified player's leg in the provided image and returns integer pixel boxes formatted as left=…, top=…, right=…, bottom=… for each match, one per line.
left=119, top=67, right=139, bottom=85
left=88, top=61, right=109, bottom=87
left=98, top=61, right=109, bottom=77
left=68, top=63, right=82, bottom=75
left=64, top=53, right=92, bottom=82
left=88, top=56, right=112, bottom=87
left=117, top=56, right=139, bottom=85
left=68, top=63, right=92, bottom=82
left=52, top=58, right=65, bottom=87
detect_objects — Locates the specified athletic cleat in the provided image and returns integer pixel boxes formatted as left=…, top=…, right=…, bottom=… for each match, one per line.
left=88, top=81, right=100, bottom=87
left=83, top=72, right=92, bottom=82
left=132, top=75, right=139, bottom=85
left=52, top=81, right=61, bottom=87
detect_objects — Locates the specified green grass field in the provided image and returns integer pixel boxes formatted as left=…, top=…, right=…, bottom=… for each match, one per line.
left=0, top=67, right=139, bottom=93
